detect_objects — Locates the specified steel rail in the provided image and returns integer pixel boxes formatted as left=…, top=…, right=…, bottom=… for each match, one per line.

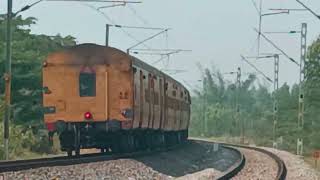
left=0, top=139, right=283, bottom=179
left=0, top=144, right=181, bottom=173
left=217, top=146, right=246, bottom=180
left=227, top=144, right=287, bottom=180
left=189, top=139, right=246, bottom=180
left=190, top=138, right=287, bottom=180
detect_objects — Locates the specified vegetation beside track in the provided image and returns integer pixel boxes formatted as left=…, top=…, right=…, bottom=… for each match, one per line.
left=190, top=35, right=320, bottom=155
left=1, top=13, right=320, bottom=161
left=0, top=15, right=74, bottom=159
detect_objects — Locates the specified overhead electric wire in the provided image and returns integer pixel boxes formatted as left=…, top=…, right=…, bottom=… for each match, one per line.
left=127, top=4, right=150, bottom=25
left=149, top=49, right=191, bottom=65
left=47, top=0, right=141, bottom=3
left=254, top=28, right=299, bottom=66
left=269, top=8, right=307, bottom=12
left=83, top=4, right=151, bottom=49
left=251, top=0, right=260, bottom=14
left=131, top=48, right=191, bottom=52
left=127, top=28, right=170, bottom=52
left=264, top=31, right=301, bottom=34
left=97, top=3, right=126, bottom=10
left=151, top=55, right=168, bottom=65
left=241, top=55, right=273, bottom=83
left=152, top=51, right=180, bottom=64
left=161, top=69, right=187, bottom=75
left=296, top=0, right=320, bottom=20
left=112, top=25, right=166, bottom=30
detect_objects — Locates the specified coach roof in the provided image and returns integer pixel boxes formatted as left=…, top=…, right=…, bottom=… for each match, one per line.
left=46, top=43, right=129, bottom=66
left=45, top=43, right=188, bottom=92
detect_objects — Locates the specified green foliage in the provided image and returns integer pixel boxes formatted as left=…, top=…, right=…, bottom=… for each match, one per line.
left=0, top=15, right=76, bottom=125
left=190, top=43, right=320, bottom=154
left=0, top=15, right=76, bottom=158
left=0, top=121, right=55, bottom=160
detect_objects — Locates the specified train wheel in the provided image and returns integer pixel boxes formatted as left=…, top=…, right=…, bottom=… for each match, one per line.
left=177, top=132, right=181, bottom=144
left=145, top=132, right=151, bottom=150
left=151, top=133, right=158, bottom=149
left=75, top=148, right=80, bottom=156
left=128, top=134, right=135, bottom=152
left=111, top=143, right=119, bottom=153
left=133, top=134, right=141, bottom=151
left=67, top=150, right=72, bottom=157
left=120, top=133, right=130, bottom=153
left=74, top=124, right=81, bottom=157
left=160, top=133, right=165, bottom=147
left=111, top=133, right=120, bottom=153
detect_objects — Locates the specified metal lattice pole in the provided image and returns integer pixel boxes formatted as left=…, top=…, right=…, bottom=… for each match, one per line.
left=202, top=78, right=207, bottom=136
left=273, top=54, right=279, bottom=148
left=204, top=78, right=207, bottom=135
left=297, top=23, right=307, bottom=156
left=236, top=67, right=243, bottom=143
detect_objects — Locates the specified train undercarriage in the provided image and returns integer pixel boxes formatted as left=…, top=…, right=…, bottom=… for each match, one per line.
left=50, top=121, right=188, bottom=156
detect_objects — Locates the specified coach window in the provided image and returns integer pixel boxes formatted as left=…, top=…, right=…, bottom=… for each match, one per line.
left=79, top=72, right=96, bottom=97
left=165, top=83, right=168, bottom=91
left=172, top=90, right=176, bottom=97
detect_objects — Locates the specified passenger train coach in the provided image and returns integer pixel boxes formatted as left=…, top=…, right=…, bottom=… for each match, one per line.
left=42, top=44, right=191, bottom=156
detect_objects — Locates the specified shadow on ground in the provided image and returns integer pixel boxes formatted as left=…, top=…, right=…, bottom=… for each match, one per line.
left=134, top=141, right=240, bottom=177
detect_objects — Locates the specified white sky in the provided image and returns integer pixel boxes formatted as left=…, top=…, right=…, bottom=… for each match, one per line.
left=1, top=0, right=320, bottom=91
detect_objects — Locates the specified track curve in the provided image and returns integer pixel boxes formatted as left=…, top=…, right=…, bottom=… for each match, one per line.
left=0, top=139, right=282, bottom=180
left=190, top=138, right=287, bottom=180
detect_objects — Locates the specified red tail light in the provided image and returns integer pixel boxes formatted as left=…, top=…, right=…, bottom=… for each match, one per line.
left=46, top=123, right=56, bottom=132
left=84, top=112, right=92, bottom=120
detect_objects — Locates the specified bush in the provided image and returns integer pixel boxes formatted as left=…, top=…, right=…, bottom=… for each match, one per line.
left=0, top=122, right=57, bottom=160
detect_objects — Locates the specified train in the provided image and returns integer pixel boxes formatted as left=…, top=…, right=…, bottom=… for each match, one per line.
left=42, top=43, right=191, bottom=156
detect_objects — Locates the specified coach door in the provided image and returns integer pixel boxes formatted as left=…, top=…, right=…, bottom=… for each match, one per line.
left=43, top=65, right=66, bottom=120
left=141, top=70, right=150, bottom=128
left=159, top=78, right=164, bottom=129
left=132, top=67, right=141, bottom=129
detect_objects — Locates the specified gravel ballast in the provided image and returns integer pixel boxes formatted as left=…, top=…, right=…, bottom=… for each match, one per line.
left=263, top=147, right=320, bottom=180
left=232, top=148, right=278, bottom=180
left=0, top=142, right=237, bottom=180
left=3, top=141, right=317, bottom=180
left=134, top=141, right=238, bottom=177
left=0, top=159, right=170, bottom=180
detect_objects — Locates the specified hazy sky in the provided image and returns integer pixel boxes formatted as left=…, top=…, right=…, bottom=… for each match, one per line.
left=1, top=0, right=320, bottom=91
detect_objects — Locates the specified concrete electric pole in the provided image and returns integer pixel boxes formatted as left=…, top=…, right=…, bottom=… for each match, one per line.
left=4, top=0, right=13, bottom=160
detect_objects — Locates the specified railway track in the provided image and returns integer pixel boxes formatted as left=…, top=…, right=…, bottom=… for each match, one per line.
left=191, top=138, right=287, bottom=180
left=0, top=139, right=286, bottom=180
left=0, top=141, right=238, bottom=175
left=216, top=146, right=246, bottom=180
left=0, top=140, right=242, bottom=177
left=232, top=144, right=287, bottom=180
left=0, top=145, right=180, bottom=173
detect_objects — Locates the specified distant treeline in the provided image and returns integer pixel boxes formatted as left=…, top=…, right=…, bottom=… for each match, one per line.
left=190, top=35, right=320, bottom=155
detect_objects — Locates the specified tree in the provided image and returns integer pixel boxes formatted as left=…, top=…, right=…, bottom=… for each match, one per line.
left=0, top=15, right=76, bottom=126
